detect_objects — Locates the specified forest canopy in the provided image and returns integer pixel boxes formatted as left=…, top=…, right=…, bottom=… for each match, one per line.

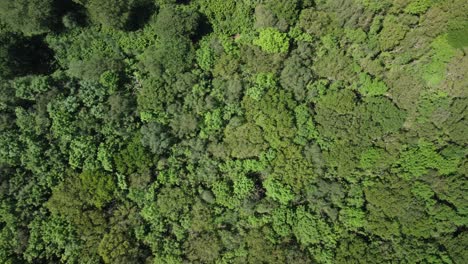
left=0, top=0, right=467, bottom=263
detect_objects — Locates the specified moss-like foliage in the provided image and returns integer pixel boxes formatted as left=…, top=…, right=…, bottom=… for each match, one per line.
left=253, top=27, right=290, bottom=53
left=0, top=0, right=466, bottom=263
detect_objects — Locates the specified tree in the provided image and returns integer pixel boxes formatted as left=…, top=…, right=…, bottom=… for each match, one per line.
left=79, top=170, right=116, bottom=208
left=253, top=27, right=290, bottom=53
left=0, top=0, right=56, bottom=35
left=199, top=0, right=253, bottom=35
left=86, top=0, right=137, bottom=29
left=448, top=24, right=468, bottom=48
left=264, top=0, right=300, bottom=28
left=224, top=121, right=267, bottom=159
left=356, top=73, right=388, bottom=97
left=184, top=233, right=221, bottom=263
left=45, top=171, right=117, bottom=262
left=263, top=177, right=295, bottom=204
left=254, top=5, right=277, bottom=29
left=12, top=75, right=51, bottom=100
left=280, top=43, right=314, bottom=101
left=298, top=9, right=332, bottom=37
left=421, top=35, right=456, bottom=87
left=140, top=122, right=173, bottom=156
left=1, top=0, right=467, bottom=262
left=154, top=5, right=200, bottom=39
left=378, top=15, right=409, bottom=51
left=405, top=0, right=433, bottom=15
left=393, top=141, right=461, bottom=179
left=140, top=37, right=194, bottom=76
left=24, top=215, right=81, bottom=263
left=98, top=204, right=146, bottom=264
left=68, top=56, right=123, bottom=82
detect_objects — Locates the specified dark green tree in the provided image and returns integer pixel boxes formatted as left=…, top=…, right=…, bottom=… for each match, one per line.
left=0, top=0, right=56, bottom=35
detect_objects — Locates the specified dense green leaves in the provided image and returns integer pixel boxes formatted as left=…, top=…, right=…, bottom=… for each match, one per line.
left=0, top=0, right=466, bottom=263
left=86, top=0, right=137, bottom=29
left=378, top=15, right=409, bottom=51
left=0, top=0, right=56, bottom=35
left=253, top=27, right=290, bottom=53
left=393, top=141, right=462, bottom=179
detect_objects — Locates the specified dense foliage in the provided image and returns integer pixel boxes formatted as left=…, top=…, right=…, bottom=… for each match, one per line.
left=0, top=0, right=467, bottom=263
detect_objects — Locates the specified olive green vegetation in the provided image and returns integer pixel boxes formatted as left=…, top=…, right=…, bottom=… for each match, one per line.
left=0, top=0, right=467, bottom=263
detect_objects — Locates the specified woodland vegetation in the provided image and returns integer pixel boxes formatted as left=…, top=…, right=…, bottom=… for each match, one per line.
left=0, top=0, right=467, bottom=263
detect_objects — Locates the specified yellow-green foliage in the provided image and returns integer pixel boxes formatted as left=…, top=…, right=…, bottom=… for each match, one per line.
left=1, top=0, right=466, bottom=263
left=199, top=0, right=253, bottom=35
left=422, top=35, right=456, bottom=87
left=253, top=27, right=290, bottom=53
left=393, top=141, right=462, bottom=179
left=405, top=0, right=434, bottom=15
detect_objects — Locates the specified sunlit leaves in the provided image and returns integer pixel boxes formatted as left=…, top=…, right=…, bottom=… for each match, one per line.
left=393, top=141, right=462, bottom=179
left=253, top=28, right=290, bottom=53
left=422, top=35, right=456, bottom=86
left=356, top=73, right=388, bottom=97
